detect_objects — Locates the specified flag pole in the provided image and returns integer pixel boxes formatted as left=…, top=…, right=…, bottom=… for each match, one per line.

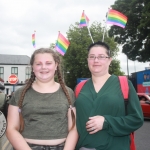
left=54, top=31, right=60, bottom=52
left=87, top=26, right=94, bottom=43
left=56, top=31, right=60, bottom=43
left=83, top=10, right=94, bottom=43
left=102, top=8, right=110, bottom=42
left=127, top=54, right=129, bottom=78
left=102, top=20, right=107, bottom=42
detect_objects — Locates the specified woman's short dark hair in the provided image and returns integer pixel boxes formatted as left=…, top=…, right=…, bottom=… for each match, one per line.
left=88, top=41, right=111, bottom=56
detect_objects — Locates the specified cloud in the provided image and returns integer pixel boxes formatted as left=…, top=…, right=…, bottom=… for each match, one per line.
left=0, top=0, right=148, bottom=75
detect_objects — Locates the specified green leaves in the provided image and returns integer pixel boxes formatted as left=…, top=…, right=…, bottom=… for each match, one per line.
left=109, top=0, right=150, bottom=62
left=63, top=22, right=124, bottom=89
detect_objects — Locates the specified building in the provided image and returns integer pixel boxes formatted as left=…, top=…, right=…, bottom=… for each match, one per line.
left=130, top=69, right=150, bottom=94
left=0, top=54, right=31, bottom=94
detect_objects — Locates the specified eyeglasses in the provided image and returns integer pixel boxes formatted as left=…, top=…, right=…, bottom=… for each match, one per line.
left=88, top=55, right=110, bottom=60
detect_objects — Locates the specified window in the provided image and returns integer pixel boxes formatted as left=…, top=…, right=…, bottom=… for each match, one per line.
left=25, top=67, right=31, bottom=80
left=11, top=67, right=18, bottom=75
left=0, top=67, right=4, bottom=79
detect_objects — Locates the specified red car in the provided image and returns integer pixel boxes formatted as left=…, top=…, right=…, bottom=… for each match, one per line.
left=137, top=93, right=150, bottom=118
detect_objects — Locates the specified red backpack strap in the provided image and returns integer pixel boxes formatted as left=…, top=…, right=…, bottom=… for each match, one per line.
left=118, top=76, right=129, bottom=100
left=118, top=76, right=136, bottom=150
left=75, top=80, right=87, bottom=98
left=130, top=133, right=136, bottom=150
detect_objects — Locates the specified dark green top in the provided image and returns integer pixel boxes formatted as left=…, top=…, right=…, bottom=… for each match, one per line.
left=75, top=75, right=143, bottom=150
left=9, top=85, right=75, bottom=140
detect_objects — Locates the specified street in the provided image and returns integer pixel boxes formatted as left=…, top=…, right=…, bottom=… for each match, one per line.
left=0, top=134, right=12, bottom=150
left=0, top=119, right=150, bottom=150
left=135, top=118, right=150, bottom=150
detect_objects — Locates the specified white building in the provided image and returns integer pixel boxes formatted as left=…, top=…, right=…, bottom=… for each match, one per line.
left=0, top=54, right=31, bottom=94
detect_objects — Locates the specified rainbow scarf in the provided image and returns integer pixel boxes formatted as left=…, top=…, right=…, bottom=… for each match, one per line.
left=55, top=33, right=70, bottom=56
left=106, top=9, right=128, bottom=28
left=32, top=33, right=35, bottom=47
left=79, top=11, right=89, bottom=27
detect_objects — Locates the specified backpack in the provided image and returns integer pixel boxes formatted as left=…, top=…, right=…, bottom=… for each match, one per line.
left=75, top=76, right=136, bottom=150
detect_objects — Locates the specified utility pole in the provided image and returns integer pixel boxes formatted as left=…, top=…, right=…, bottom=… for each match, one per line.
left=127, top=55, right=129, bottom=78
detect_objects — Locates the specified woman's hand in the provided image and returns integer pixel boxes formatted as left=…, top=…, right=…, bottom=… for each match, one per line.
left=86, top=116, right=105, bottom=134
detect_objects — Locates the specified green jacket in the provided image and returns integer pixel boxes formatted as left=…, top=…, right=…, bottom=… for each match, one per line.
left=75, top=75, right=143, bottom=150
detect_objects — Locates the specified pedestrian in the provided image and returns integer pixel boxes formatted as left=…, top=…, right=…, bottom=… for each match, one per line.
left=6, top=48, right=78, bottom=150
left=0, top=78, right=7, bottom=149
left=0, top=78, right=8, bottom=119
left=6, top=91, right=14, bottom=100
left=74, top=41, right=144, bottom=150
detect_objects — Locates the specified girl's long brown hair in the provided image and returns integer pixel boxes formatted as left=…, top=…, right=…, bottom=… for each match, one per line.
left=18, top=48, right=75, bottom=132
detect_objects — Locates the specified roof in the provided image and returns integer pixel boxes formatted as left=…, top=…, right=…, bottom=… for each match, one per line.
left=131, top=69, right=150, bottom=75
left=0, top=54, right=30, bottom=65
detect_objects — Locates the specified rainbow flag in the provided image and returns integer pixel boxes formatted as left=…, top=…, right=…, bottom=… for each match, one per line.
left=79, top=10, right=89, bottom=27
left=55, top=32, right=70, bottom=56
left=32, top=33, right=35, bottom=47
left=106, top=9, right=128, bottom=28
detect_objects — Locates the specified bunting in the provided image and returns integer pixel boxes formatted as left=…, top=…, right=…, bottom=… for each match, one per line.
left=106, top=9, right=128, bottom=28
left=55, top=32, right=70, bottom=56
left=79, top=10, right=89, bottom=27
left=32, top=33, right=35, bottom=47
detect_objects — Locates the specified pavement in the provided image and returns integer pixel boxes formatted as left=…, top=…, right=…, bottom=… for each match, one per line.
left=0, top=134, right=13, bottom=150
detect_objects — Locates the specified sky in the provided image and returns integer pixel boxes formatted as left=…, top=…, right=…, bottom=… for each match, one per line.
left=0, top=0, right=149, bottom=75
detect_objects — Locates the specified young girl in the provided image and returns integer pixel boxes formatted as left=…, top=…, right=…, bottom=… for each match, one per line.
left=6, top=48, right=78, bottom=150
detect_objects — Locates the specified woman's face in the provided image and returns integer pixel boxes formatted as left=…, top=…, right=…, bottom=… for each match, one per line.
left=87, top=46, right=112, bottom=76
left=32, top=53, right=57, bottom=82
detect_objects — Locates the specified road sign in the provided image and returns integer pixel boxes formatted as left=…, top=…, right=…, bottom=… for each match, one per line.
left=8, top=74, right=18, bottom=84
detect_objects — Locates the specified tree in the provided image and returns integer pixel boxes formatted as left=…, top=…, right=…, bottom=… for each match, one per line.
left=109, top=0, right=150, bottom=62
left=50, top=43, right=55, bottom=50
left=63, top=22, right=124, bottom=89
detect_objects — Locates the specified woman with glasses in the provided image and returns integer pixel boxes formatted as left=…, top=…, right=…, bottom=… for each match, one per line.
left=75, top=41, right=143, bottom=150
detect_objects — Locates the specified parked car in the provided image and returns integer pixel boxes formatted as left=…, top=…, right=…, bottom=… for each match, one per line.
left=137, top=93, right=150, bottom=118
